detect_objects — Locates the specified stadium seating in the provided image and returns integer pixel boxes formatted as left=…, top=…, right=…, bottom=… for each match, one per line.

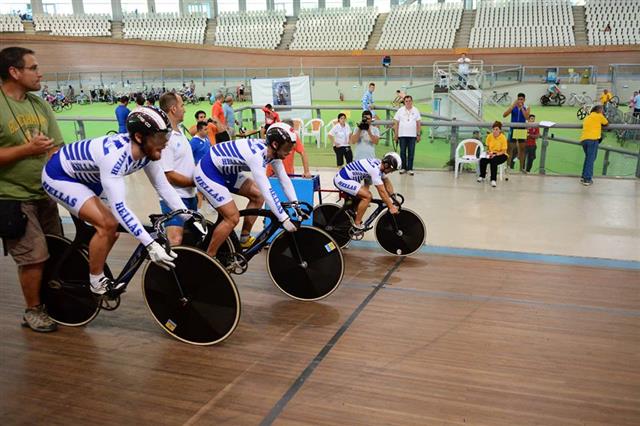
left=290, top=7, right=377, bottom=51
left=214, top=10, right=285, bottom=49
left=469, top=0, right=575, bottom=48
left=33, top=13, right=111, bottom=37
left=377, top=3, right=462, bottom=50
left=585, top=0, right=640, bottom=46
left=0, top=14, right=24, bottom=32
left=123, top=12, right=205, bottom=44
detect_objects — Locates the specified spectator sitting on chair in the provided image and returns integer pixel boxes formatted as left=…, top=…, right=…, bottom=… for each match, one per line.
left=328, top=113, right=353, bottom=167
left=115, top=95, right=130, bottom=133
left=477, top=121, right=508, bottom=188
left=503, top=92, right=530, bottom=171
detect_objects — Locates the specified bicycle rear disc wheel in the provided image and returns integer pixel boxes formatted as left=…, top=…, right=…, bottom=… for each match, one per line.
left=375, top=208, right=426, bottom=256
left=41, top=235, right=100, bottom=326
left=267, top=226, right=344, bottom=301
left=312, top=203, right=352, bottom=248
left=142, top=246, right=240, bottom=345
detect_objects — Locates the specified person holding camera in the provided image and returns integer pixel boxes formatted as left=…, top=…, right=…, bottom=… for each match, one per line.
left=393, top=95, right=421, bottom=175
left=350, top=110, right=380, bottom=163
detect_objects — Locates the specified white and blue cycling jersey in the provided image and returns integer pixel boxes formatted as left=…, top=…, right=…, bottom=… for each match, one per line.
left=194, top=138, right=296, bottom=222
left=333, top=158, right=385, bottom=196
left=42, top=133, right=186, bottom=247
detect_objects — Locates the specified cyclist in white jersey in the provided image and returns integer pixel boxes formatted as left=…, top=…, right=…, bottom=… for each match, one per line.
left=41, top=106, right=187, bottom=295
left=193, top=122, right=299, bottom=258
left=333, top=152, right=401, bottom=230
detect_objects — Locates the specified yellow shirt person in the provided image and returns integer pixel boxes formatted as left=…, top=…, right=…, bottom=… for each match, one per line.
left=580, top=110, right=608, bottom=141
left=485, top=132, right=508, bottom=156
left=600, top=91, right=612, bottom=105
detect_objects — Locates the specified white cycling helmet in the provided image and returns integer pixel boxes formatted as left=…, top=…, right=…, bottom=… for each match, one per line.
left=266, top=122, right=297, bottom=148
left=382, top=152, right=402, bottom=171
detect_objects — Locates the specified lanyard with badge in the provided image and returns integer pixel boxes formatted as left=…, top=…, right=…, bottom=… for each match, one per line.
left=1, top=88, right=42, bottom=142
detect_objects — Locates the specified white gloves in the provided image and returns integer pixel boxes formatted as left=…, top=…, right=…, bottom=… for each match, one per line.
left=146, top=241, right=177, bottom=270
left=281, top=217, right=297, bottom=233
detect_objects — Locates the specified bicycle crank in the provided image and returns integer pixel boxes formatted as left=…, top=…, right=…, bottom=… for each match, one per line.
left=100, top=294, right=121, bottom=311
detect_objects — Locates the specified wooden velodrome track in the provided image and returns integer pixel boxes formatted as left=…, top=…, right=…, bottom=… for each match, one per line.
left=0, top=36, right=639, bottom=425
left=1, top=226, right=639, bottom=425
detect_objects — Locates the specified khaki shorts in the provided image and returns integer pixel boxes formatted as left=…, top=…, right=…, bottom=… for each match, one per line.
left=5, top=198, right=62, bottom=266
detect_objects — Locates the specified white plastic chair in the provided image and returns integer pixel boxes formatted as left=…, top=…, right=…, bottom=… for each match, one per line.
left=323, top=118, right=339, bottom=143
left=303, top=118, right=325, bottom=147
left=454, top=139, right=483, bottom=178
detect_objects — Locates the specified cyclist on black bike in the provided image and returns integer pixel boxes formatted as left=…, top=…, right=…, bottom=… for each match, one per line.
left=333, top=152, right=401, bottom=231
left=193, top=122, right=300, bottom=258
left=41, top=106, right=189, bottom=295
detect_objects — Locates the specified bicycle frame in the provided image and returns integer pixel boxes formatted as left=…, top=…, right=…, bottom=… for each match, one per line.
left=52, top=209, right=203, bottom=296
left=235, top=201, right=312, bottom=261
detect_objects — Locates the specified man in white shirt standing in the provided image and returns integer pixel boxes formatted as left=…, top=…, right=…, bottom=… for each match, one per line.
left=457, top=53, right=471, bottom=89
left=328, top=112, right=353, bottom=167
left=393, top=95, right=421, bottom=176
left=159, top=92, right=197, bottom=245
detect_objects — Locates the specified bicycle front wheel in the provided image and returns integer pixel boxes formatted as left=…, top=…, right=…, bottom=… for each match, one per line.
left=375, top=208, right=426, bottom=256
left=142, top=246, right=241, bottom=345
left=41, top=235, right=100, bottom=326
left=312, top=203, right=352, bottom=248
left=267, top=226, right=344, bottom=301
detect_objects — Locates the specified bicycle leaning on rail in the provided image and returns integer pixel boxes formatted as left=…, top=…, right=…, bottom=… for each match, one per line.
left=312, top=192, right=426, bottom=256
left=41, top=209, right=241, bottom=346
left=484, top=91, right=512, bottom=106
left=185, top=201, right=345, bottom=302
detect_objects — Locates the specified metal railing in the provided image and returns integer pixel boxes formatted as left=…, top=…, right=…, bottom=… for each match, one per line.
left=57, top=105, right=640, bottom=178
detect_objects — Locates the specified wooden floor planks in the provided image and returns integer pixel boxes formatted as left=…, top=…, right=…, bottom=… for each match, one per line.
left=1, top=233, right=639, bottom=425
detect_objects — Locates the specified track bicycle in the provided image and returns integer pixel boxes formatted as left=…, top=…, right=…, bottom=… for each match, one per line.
left=186, top=201, right=345, bottom=302
left=41, top=210, right=241, bottom=346
left=577, top=103, right=591, bottom=120
left=485, top=91, right=512, bottom=106
left=312, top=192, right=426, bottom=256
left=567, top=92, right=593, bottom=107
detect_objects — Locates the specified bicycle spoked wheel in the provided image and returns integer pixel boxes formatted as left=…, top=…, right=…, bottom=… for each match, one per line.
left=312, top=203, right=352, bottom=248
left=41, top=235, right=100, bottom=326
left=267, top=226, right=344, bottom=301
left=142, top=246, right=240, bottom=345
left=375, top=208, right=426, bottom=256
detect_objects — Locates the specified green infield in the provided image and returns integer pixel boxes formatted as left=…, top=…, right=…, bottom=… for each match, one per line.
left=52, top=100, right=637, bottom=177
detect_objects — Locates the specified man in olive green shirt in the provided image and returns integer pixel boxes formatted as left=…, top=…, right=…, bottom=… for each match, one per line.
left=0, top=47, right=64, bottom=332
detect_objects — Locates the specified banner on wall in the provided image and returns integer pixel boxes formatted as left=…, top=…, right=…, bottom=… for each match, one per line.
left=250, top=76, right=312, bottom=121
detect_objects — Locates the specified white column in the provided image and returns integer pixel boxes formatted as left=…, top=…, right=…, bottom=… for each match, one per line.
left=31, top=0, right=44, bottom=15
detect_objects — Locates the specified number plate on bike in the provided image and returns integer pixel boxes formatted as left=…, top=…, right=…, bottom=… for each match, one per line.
left=165, top=319, right=177, bottom=331
left=324, top=241, right=337, bottom=252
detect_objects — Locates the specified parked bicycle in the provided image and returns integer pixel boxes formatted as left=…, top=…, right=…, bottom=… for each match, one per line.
left=577, top=104, right=591, bottom=120
left=484, top=91, right=512, bottom=106
left=312, top=193, right=426, bottom=256
left=41, top=210, right=241, bottom=346
left=567, top=92, right=593, bottom=107
left=540, top=93, right=566, bottom=106
left=187, top=201, right=345, bottom=302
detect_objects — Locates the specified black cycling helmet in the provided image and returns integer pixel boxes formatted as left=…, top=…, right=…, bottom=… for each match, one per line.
left=126, top=106, right=171, bottom=138
left=266, top=122, right=297, bottom=149
left=382, top=152, right=402, bottom=171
